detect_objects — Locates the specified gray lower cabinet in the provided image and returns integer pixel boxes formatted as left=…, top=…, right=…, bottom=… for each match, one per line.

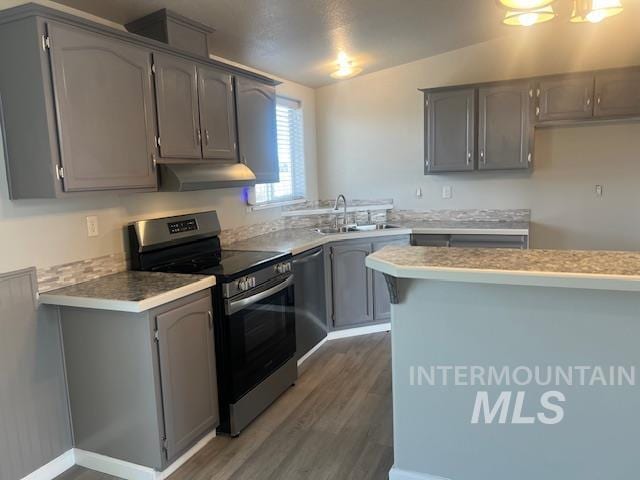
left=478, top=82, right=533, bottom=170
left=235, top=76, right=279, bottom=184
left=372, top=236, right=410, bottom=322
left=198, top=66, right=238, bottom=160
left=60, top=290, right=218, bottom=470
left=153, top=53, right=201, bottom=159
left=327, top=235, right=410, bottom=329
left=329, top=240, right=374, bottom=328
left=425, top=88, right=475, bottom=173
left=594, top=69, right=640, bottom=118
left=536, top=74, right=594, bottom=122
left=293, top=247, right=328, bottom=360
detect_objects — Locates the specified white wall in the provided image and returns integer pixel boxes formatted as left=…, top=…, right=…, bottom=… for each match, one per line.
left=0, top=0, right=318, bottom=273
left=316, top=23, right=640, bottom=250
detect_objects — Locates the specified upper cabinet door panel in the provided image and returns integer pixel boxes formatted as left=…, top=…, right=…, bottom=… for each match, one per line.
left=198, top=67, right=237, bottom=161
left=235, top=77, right=279, bottom=184
left=425, top=89, right=475, bottom=173
left=594, top=69, right=640, bottom=118
left=478, top=83, right=532, bottom=170
left=153, top=54, right=201, bottom=159
left=47, top=22, right=157, bottom=192
left=537, top=75, right=594, bottom=122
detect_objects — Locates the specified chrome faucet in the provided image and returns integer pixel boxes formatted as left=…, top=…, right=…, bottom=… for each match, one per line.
left=333, top=194, right=348, bottom=229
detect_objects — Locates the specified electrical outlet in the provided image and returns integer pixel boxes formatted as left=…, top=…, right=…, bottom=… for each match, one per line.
left=595, top=185, right=603, bottom=197
left=442, top=185, right=452, bottom=199
left=416, top=187, right=423, bottom=198
left=86, top=216, right=99, bottom=237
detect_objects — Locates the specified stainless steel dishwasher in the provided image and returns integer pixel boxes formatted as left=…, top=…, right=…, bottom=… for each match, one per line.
left=292, top=247, right=328, bottom=360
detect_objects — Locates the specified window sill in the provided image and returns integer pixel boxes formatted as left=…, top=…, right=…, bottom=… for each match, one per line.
left=247, top=198, right=307, bottom=212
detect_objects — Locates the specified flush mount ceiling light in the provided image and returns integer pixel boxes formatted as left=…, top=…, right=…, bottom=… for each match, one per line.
left=570, top=0, right=623, bottom=23
left=502, top=5, right=557, bottom=26
left=498, top=0, right=556, bottom=8
left=330, top=52, right=363, bottom=79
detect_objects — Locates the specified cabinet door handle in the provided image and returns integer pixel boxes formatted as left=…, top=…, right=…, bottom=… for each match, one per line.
left=196, top=128, right=202, bottom=144
left=480, top=150, right=486, bottom=164
left=205, top=129, right=211, bottom=145
left=466, top=151, right=472, bottom=164
left=151, top=153, right=157, bottom=170
left=597, top=96, right=601, bottom=105
left=535, top=106, right=540, bottom=117
left=586, top=97, right=591, bottom=106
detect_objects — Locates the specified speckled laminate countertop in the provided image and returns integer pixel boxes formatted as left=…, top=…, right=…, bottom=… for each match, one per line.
left=366, top=246, right=640, bottom=292
left=39, top=271, right=216, bottom=312
left=227, top=221, right=529, bottom=256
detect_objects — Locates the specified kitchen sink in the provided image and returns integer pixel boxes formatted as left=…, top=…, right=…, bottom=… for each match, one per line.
left=348, top=224, right=399, bottom=232
left=314, top=224, right=399, bottom=234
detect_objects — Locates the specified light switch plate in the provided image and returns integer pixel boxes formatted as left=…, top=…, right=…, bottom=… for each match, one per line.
left=442, top=185, right=452, bottom=199
left=86, top=216, right=99, bottom=237
left=595, top=185, right=603, bottom=197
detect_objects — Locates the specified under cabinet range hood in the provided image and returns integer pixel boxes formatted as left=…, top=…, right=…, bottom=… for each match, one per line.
left=159, top=163, right=257, bottom=191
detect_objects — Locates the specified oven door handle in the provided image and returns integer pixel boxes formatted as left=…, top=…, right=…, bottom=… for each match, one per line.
left=226, top=275, right=294, bottom=315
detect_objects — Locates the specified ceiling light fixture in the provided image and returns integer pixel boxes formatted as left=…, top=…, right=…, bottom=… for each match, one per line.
left=570, top=0, right=623, bottom=23
left=330, top=52, right=363, bottom=79
left=498, top=0, right=555, bottom=9
left=502, top=5, right=557, bottom=26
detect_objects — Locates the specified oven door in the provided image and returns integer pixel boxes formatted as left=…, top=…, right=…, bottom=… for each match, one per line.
left=224, top=275, right=295, bottom=402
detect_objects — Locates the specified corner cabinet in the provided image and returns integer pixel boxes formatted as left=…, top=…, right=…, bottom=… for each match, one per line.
left=235, top=77, right=279, bottom=184
left=594, top=69, right=640, bottom=118
left=425, top=89, right=475, bottom=173
left=326, top=235, right=410, bottom=330
left=59, top=290, right=218, bottom=470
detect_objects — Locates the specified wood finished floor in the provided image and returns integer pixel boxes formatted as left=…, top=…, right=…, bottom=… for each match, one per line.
left=55, top=332, right=393, bottom=480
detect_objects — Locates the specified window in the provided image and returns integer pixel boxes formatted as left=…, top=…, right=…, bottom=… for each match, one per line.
left=254, top=97, right=306, bottom=204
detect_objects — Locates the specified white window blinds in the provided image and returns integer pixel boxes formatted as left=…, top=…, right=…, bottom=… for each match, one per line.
left=254, top=97, right=306, bottom=204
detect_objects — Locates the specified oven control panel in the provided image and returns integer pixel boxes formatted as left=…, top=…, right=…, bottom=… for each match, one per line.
left=274, top=262, right=292, bottom=275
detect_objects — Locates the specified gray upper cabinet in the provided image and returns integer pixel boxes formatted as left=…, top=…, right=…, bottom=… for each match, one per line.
left=425, top=89, right=475, bottom=173
left=594, top=69, right=640, bottom=118
left=198, top=66, right=238, bottom=160
left=372, top=236, right=410, bottom=322
left=330, top=241, right=373, bottom=328
left=537, top=75, right=594, bottom=122
left=154, top=294, right=218, bottom=463
left=235, top=77, right=279, bottom=184
left=48, top=22, right=158, bottom=192
left=153, top=54, right=201, bottom=159
left=478, top=83, right=533, bottom=170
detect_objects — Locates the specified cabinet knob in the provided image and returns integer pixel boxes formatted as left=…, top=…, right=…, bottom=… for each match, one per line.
left=586, top=97, right=591, bottom=106
left=535, top=106, right=540, bottom=117
left=467, top=151, right=472, bottom=164
left=196, top=128, right=202, bottom=144
left=205, top=129, right=211, bottom=145
left=480, top=150, right=486, bottom=164
left=151, top=153, right=157, bottom=170
left=597, top=96, right=601, bottom=105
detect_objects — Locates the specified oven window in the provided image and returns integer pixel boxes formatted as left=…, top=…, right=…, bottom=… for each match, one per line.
left=226, top=285, right=295, bottom=401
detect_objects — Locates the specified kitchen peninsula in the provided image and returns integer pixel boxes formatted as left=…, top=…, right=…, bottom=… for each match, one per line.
left=366, top=246, right=640, bottom=480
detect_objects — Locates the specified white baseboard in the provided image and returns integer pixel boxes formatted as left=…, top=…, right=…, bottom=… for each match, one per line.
left=74, top=429, right=216, bottom=480
left=19, top=450, right=75, bottom=480
left=74, top=449, right=156, bottom=480
left=389, top=466, right=451, bottom=480
left=156, top=430, right=216, bottom=479
left=327, top=322, right=390, bottom=340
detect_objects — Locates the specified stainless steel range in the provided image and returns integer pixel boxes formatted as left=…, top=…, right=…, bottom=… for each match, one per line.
left=128, top=211, right=297, bottom=436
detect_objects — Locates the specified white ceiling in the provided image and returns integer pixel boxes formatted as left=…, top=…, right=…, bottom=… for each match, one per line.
left=52, top=0, right=639, bottom=87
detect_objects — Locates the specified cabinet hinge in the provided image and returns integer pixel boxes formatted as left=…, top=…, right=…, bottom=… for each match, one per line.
left=161, top=436, right=168, bottom=452
left=156, top=136, right=161, bottom=147
left=55, top=165, right=64, bottom=180
left=42, top=35, right=50, bottom=51
left=151, top=63, right=156, bottom=74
